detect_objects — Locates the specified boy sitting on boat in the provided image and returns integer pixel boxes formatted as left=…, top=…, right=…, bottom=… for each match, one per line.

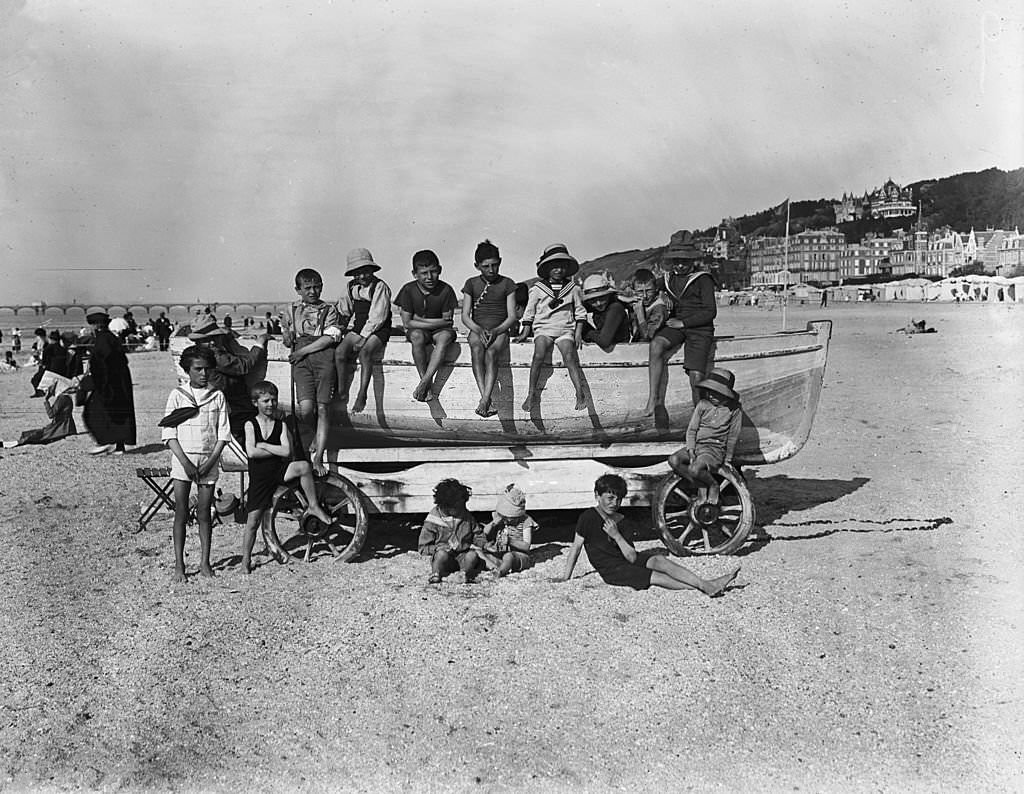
left=460, top=239, right=518, bottom=418
left=281, top=267, right=343, bottom=475
left=334, top=248, right=392, bottom=414
left=580, top=273, right=632, bottom=352
left=667, top=368, right=742, bottom=505
left=515, top=244, right=588, bottom=412
left=394, top=249, right=459, bottom=403
left=625, top=268, right=670, bottom=342
left=644, top=231, right=717, bottom=413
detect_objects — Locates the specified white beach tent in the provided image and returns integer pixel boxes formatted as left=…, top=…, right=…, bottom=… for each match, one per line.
left=883, top=278, right=932, bottom=301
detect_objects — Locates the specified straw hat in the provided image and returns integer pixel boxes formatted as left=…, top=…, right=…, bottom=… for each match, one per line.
left=536, top=244, right=579, bottom=279
left=345, top=247, right=381, bottom=276
left=495, top=484, right=526, bottom=518
left=697, top=368, right=740, bottom=401
left=581, top=274, right=617, bottom=302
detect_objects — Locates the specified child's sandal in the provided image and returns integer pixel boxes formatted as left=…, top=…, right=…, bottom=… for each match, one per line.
left=427, top=573, right=442, bottom=585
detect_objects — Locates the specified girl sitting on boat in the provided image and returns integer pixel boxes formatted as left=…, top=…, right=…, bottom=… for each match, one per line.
left=514, top=244, right=588, bottom=411
left=667, top=368, right=742, bottom=505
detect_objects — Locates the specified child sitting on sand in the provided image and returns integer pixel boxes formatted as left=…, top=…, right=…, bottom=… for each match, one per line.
left=394, top=250, right=460, bottom=403
left=556, top=473, right=739, bottom=595
left=461, top=239, right=518, bottom=417
left=667, top=368, right=742, bottom=505
left=625, top=268, right=670, bottom=342
left=161, top=346, right=233, bottom=582
left=418, top=478, right=482, bottom=584
left=475, top=484, right=537, bottom=579
left=514, top=244, right=588, bottom=411
left=240, top=380, right=333, bottom=574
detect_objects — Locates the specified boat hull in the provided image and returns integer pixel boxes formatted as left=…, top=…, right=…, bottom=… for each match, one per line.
left=182, top=320, right=831, bottom=466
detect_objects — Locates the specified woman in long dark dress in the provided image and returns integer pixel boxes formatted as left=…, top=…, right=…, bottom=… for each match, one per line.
left=83, top=311, right=137, bottom=454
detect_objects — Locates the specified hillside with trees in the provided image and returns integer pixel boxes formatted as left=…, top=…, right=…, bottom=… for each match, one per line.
left=580, top=166, right=1023, bottom=280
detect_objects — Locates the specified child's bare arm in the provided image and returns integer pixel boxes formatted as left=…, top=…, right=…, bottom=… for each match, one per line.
left=556, top=535, right=584, bottom=581
left=166, top=439, right=196, bottom=480
left=508, top=520, right=533, bottom=553
left=196, top=440, right=227, bottom=478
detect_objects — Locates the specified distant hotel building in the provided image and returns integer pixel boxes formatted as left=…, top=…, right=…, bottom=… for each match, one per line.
left=833, top=179, right=916, bottom=223
left=748, top=229, right=845, bottom=286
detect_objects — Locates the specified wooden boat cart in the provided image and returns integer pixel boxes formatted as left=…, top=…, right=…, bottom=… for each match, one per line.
left=258, top=320, right=833, bottom=564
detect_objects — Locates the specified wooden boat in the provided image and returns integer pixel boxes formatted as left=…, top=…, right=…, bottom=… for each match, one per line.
left=193, top=319, right=831, bottom=467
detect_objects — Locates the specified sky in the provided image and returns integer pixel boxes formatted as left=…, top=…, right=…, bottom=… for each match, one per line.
left=1, top=0, right=1022, bottom=305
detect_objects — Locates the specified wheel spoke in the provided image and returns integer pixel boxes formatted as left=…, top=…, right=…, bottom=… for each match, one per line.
left=677, top=520, right=699, bottom=545
left=718, top=478, right=734, bottom=495
left=700, top=527, right=712, bottom=552
left=670, top=486, right=693, bottom=505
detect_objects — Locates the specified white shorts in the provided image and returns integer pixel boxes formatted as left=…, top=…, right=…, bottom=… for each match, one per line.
left=531, top=319, right=576, bottom=344
left=170, top=451, right=221, bottom=485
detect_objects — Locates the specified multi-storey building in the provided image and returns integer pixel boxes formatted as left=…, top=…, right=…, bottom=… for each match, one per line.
left=832, top=179, right=916, bottom=223
left=996, top=230, right=1023, bottom=276
left=748, top=229, right=844, bottom=286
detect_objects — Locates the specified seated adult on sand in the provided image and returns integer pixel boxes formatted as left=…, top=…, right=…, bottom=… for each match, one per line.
left=2, top=376, right=80, bottom=448
left=580, top=274, right=632, bottom=352
left=394, top=249, right=459, bottom=402
left=334, top=248, right=393, bottom=414
left=644, top=231, right=716, bottom=413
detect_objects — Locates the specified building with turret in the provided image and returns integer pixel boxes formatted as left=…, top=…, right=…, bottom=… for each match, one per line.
left=833, top=179, right=916, bottom=222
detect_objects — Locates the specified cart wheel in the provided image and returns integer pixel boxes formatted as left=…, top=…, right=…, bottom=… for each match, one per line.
left=653, top=464, right=754, bottom=556
left=265, top=473, right=368, bottom=563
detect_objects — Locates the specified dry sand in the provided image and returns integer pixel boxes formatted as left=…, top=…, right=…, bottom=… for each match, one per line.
left=1, top=301, right=1022, bottom=792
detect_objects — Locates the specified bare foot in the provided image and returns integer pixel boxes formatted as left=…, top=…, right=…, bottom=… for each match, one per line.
left=574, top=392, right=587, bottom=411
left=705, top=567, right=740, bottom=597
left=308, top=506, right=333, bottom=525
left=412, top=382, right=431, bottom=402
left=642, top=400, right=659, bottom=416
left=351, top=395, right=367, bottom=413
left=521, top=392, right=536, bottom=412
left=475, top=398, right=490, bottom=418
left=172, top=568, right=187, bottom=583
left=241, top=560, right=252, bottom=575
left=311, top=453, right=327, bottom=477
left=199, top=564, right=216, bottom=579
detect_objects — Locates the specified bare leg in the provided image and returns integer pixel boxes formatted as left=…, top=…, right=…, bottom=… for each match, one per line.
left=171, top=478, right=191, bottom=582
left=241, top=507, right=266, bottom=574
left=334, top=337, right=356, bottom=404
left=408, top=330, right=431, bottom=399
left=687, top=368, right=705, bottom=407
left=645, top=336, right=679, bottom=414
left=647, top=555, right=739, bottom=596
left=430, top=549, right=454, bottom=582
left=555, top=338, right=586, bottom=410
left=352, top=336, right=384, bottom=413
left=667, top=448, right=693, bottom=478
left=295, top=398, right=316, bottom=457
left=459, top=550, right=480, bottom=582
left=689, top=460, right=718, bottom=503
left=480, top=334, right=507, bottom=416
left=284, top=460, right=332, bottom=523
left=196, top=484, right=216, bottom=578
left=311, top=403, right=330, bottom=476
left=496, top=551, right=515, bottom=577
left=522, top=336, right=552, bottom=410
left=414, top=329, right=454, bottom=401
left=468, top=331, right=488, bottom=398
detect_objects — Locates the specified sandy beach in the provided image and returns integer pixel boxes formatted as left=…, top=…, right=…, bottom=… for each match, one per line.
left=1, top=301, right=1022, bottom=792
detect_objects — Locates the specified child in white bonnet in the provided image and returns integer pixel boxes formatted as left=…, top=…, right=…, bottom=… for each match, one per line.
left=477, top=484, right=537, bottom=579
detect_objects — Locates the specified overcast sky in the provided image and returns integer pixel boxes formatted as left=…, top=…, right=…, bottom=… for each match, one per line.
left=1, top=0, right=1021, bottom=304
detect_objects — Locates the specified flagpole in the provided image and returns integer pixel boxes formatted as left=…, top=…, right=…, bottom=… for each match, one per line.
left=782, top=198, right=790, bottom=330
